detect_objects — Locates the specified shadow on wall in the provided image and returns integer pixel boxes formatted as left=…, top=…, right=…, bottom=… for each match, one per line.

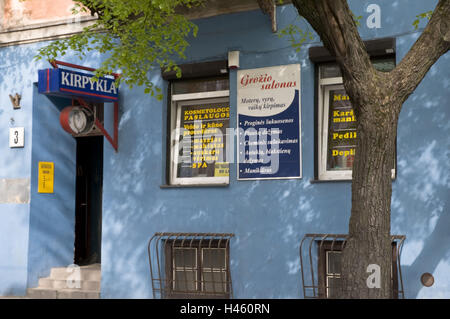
left=392, top=51, right=450, bottom=298
left=27, top=89, right=77, bottom=289
left=401, top=198, right=450, bottom=298
left=78, top=1, right=449, bottom=298
left=0, top=42, right=49, bottom=296
left=0, top=204, right=30, bottom=296
left=99, top=73, right=353, bottom=298
left=0, top=41, right=115, bottom=294
left=0, top=44, right=40, bottom=178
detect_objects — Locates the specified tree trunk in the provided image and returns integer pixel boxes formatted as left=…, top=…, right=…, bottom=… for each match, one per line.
left=340, top=96, right=400, bottom=298
left=291, top=0, right=449, bottom=299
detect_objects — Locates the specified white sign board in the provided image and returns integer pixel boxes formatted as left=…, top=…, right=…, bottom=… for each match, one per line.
left=9, top=127, right=25, bottom=148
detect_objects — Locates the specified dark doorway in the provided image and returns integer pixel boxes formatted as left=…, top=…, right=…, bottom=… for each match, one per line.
left=74, top=136, right=103, bottom=266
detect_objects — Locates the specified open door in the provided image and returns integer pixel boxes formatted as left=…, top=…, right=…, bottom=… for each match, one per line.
left=74, top=136, right=103, bottom=265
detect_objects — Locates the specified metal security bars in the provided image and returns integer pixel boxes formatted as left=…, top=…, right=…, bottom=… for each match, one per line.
left=299, top=233, right=406, bottom=299
left=148, top=232, right=234, bottom=299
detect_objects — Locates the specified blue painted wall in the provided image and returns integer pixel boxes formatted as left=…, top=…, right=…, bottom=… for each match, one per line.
left=0, top=0, right=448, bottom=298
left=0, top=204, right=29, bottom=295
left=0, top=42, right=99, bottom=295
left=27, top=88, right=77, bottom=289
left=100, top=1, right=449, bottom=299
left=0, top=43, right=36, bottom=295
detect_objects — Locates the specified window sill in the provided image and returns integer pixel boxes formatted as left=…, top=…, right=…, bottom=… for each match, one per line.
left=310, top=176, right=397, bottom=184
left=310, top=179, right=351, bottom=184
left=160, top=183, right=229, bottom=189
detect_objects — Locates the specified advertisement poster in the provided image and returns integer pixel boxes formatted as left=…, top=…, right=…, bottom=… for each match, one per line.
left=326, top=88, right=356, bottom=170
left=237, top=64, right=302, bottom=180
left=175, top=100, right=230, bottom=179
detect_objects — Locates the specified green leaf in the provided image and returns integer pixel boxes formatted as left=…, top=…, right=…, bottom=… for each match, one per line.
left=278, top=19, right=315, bottom=53
left=413, top=10, right=432, bottom=30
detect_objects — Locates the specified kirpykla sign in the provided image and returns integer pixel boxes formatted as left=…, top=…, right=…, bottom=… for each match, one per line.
left=38, top=68, right=119, bottom=103
left=60, top=70, right=118, bottom=96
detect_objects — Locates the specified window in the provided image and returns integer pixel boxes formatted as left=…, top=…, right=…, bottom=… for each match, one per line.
left=148, top=233, right=234, bottom=299
left=168, top=77, right=230, bottom=186
left=299, top=234, right=406, bottom=299
left=323, top=247, right=343, bottom=299
left=170, top=245, right=229, bottom=296
left=317, top=58, right=396, bottom=180
left=317, top=240, right=401, bottom=299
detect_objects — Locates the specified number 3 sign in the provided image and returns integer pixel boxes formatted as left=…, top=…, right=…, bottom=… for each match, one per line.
left=9, top=127, right=25, bottom=148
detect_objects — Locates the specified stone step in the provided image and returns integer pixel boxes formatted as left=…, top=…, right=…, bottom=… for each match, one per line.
left=27, top=288, right=100, bottom=299
left=27, top=264, right=102, bottom=299
left=56, top=289, right=100, bottom=299
left=26, top=288, right=57, bottom=299
left=49, top=264, right=101, bottom=281
left=38, top=278, right=101, bottom=291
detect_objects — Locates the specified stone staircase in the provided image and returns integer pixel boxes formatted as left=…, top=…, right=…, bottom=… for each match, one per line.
left=26, top=264, right=101, bottom=299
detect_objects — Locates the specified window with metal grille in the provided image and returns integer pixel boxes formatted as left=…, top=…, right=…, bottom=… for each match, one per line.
left=299, top=234, right=406, bottom=299
left=148, top=233, right=234, bottom=299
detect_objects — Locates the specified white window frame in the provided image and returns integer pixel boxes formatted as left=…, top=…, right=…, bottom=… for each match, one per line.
left=318, top=77, right=395, bottom=181
left=170, top=90, right=230, bottom=186
left=318, top=79, right=351, bottom=180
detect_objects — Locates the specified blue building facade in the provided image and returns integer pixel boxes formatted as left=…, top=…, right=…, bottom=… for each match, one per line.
left=0, top=0, right=449, bottom=298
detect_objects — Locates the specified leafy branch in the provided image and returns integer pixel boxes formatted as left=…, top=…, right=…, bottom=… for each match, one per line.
left=278, top=23, right=314, bottom=52
left=278, top=12, right=363, bottom=52
left=412, top=10, right=433, bottom=30
left=34, top=0, right=204, bottom=100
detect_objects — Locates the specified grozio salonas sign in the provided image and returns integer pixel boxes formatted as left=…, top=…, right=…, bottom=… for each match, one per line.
left=237, top=64, right=302, bottom=180
left=38, top=68, right=118, bottom=103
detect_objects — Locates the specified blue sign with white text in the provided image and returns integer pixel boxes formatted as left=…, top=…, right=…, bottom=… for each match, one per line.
left=237, top=64, right=302, bottom=180
left=38, top=68, right=118, bottom=103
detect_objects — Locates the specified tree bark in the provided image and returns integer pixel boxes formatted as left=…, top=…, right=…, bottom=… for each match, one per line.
left=341, top=95, right=400, bottom=298
left=291, top=0, right=450, bottom=298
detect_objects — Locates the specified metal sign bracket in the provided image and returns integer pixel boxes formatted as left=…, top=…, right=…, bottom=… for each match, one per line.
left=50, top=60, right=119, bottom=152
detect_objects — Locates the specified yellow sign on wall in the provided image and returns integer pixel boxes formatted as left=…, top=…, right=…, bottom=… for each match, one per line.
left=38, top=162, right=54, bottom=193
left=214, top=162, right=229, bottom=177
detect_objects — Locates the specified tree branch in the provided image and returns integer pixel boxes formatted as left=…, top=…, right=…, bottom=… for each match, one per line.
left=291, top=0, right=374, bottom=107
left=392, top=0, right=450, bottom=105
